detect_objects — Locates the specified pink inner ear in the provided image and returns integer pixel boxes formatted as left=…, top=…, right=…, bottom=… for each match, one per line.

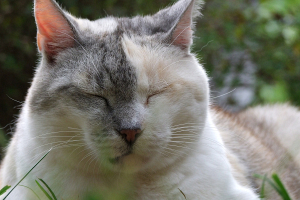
left=35, top=0, right=74, bottom=55
left=172, top=23, right=192, bottom=48
left=37, top=32, right=44, bottom=51
left=170, top=0, right=194, bottom=49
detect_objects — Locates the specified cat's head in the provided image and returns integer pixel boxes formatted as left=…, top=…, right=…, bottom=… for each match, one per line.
left=30, top=0, right=208, bottom=173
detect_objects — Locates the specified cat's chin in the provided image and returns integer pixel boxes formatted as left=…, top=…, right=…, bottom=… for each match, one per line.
left=107, top=153, right=150, bottom=173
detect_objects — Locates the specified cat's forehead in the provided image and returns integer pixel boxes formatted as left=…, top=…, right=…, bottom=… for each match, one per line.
left=71, top=16, right=188, bottom=98
left=71, top=20, right=137, bottom=100
left=72, top=17, right=159, bottom=96
left=75, top=17, right=119, bottom=34
left=74, top=15, right=168, bottom=39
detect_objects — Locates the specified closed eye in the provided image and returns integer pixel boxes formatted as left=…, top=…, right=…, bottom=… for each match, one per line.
left=146, top=90, right=166, bottom=105
left=86, top=93, right=110, bottom=107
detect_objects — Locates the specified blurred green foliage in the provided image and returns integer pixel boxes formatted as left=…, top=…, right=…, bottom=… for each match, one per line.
left=0, top=0, right=300, bottom=152
left=198, top=0, right=300, bottom=106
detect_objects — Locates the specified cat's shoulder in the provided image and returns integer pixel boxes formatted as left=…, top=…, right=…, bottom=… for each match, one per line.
left=237, top=104, right=300, bottom=128
left=211, top=104, right=300, bottom=199
left=212, top=103, right=300, bottom=136
left=237, top=104, right=300, bottom=162
left=212, top=104, right=300, bottom=154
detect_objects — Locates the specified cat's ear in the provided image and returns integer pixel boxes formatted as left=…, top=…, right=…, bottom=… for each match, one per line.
left=34, top=0, right=76, bottom=61
left=167, top=0, right=198, bottom=50
left=155, top=0, right=202, bottom=51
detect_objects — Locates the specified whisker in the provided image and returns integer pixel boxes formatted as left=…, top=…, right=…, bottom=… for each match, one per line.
left=167, top=25, right=191, bottom=48
left=78, top=152, right=95, bottom=167
left=22, top=130, right=83, bottom=142
left=169, top=140, right=197, bottom=144
left=195, top=40, right=213, bottom=53
left=212, top=88, right=236, bottom=99
left=171, top=122, right=199, bottom=128
left=30, top=139, right=82, bottom=153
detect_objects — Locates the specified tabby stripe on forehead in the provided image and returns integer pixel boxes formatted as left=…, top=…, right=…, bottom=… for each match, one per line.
left=94, top=31, right=137, bottom=100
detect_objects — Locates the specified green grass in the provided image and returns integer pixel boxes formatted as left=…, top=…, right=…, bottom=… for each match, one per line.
left=254, top=173, right=292, bottom=200
left=178, top=188, right=187, bottom=199
left=35, top=178, right=58, bottom=200
left=0, top=185, right=11, bottom=196
left=1, top=148, right=52, bottom=199
left=19, top=184, right=41, bottom=200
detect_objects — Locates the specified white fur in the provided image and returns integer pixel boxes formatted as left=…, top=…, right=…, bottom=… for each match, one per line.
left=76, top=17, right=118, bottom=34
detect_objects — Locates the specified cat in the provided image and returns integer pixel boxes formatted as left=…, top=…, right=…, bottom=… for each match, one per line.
left=1, top=0, right=300, bottom=199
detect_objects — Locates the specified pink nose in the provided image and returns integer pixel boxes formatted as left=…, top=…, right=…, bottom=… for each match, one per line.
left=119, top=129, right=141, bottom=143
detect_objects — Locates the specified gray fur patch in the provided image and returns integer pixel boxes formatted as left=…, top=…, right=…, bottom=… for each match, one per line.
left=30, top=22, right=139, bottom=130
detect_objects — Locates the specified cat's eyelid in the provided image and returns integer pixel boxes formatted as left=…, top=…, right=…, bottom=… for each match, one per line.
left=85, top=92, right=110, bottom=106
left=77, top=87, right=104, bottom=99
left=150, top=86, right=170, bottom=95
left=87, top=92, right=106, bottom=100
left=146, top=87, right=169, bottom=105
left=149, top=90, right=165, bottom=97
left=89, top=93, right=104, bottom=98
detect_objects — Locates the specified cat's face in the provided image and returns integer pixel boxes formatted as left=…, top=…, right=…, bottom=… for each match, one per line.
left=30, top=0, right=207, bottom=173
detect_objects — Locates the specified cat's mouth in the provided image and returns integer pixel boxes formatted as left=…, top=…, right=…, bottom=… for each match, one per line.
left=107, top=151, right=150, bottom=172
left=109, top=151, right=132, bottom=164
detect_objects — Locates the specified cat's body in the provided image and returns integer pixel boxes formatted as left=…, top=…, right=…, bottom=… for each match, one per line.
left=0, top=0, right=299, bottom=199
left=214, top=105, right=300, bottom=200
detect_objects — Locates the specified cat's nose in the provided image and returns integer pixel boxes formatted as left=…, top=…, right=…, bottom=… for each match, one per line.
left=119, top=129, right=142, bottom=144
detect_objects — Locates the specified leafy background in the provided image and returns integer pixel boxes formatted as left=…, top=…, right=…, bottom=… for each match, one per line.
left=0, top=0, right=300, bottom=159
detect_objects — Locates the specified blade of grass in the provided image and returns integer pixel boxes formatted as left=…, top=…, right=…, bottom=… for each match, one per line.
left=19, top=185, right=41, bottom=200
left=35, top=180, right=53, bottom=200
left=271, top=174, right=291, bottom=200
left=254, top=174, right=282, bottom=195
left=38, top=178, right=57, bottom=200
left=259, top=174, right=267, bottom=199
left=178, top=188, right=187, bottom=200
left=3, top=148, right=52, bottom=199
left=0, top=185, right=11, bottom=196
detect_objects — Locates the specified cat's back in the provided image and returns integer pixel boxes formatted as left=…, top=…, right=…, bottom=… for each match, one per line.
left=212, top=104, right=300, bottom=199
